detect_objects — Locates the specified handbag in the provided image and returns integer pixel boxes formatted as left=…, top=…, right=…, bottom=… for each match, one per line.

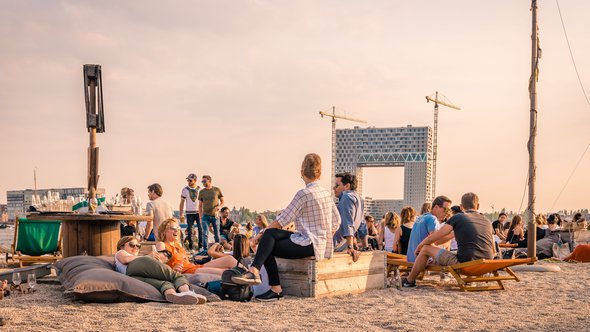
left=552, top=240, right=571, bottom=259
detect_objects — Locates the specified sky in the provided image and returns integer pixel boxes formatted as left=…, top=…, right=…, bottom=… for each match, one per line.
left=1, top=1, right=589, bottom=214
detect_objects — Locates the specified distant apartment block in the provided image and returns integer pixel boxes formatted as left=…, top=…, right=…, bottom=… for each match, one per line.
left=0, top=204, right=7, bottom=222
left=6, top=187, right=106, bottom=220
left=336, top=125, right=433, bottom=212
left=364, top=197, right=405, bottom=219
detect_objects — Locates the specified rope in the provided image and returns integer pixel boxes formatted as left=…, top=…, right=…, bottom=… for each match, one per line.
left=550, top=143, right=590, bottom=211
left=556, top=0, right=590, bottom=107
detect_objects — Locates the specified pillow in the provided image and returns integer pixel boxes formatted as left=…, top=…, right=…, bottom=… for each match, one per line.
left=55, top=255, right=220, bottom=303
left=55, top=255, right=165, bottom=303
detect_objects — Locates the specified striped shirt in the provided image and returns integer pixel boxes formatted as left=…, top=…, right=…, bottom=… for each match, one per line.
left=277, top=181, right=341, bottom=260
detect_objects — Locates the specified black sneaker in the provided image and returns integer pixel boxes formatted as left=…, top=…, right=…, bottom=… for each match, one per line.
left=231, top=271, right=261, bottom=285
left=401, top=278, right=416, bottom=288
left=255, top=289, right=283, bottom=302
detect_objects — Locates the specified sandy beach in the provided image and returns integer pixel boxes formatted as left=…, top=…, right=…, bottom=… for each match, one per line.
left=1, top=260, right=588, bottom=331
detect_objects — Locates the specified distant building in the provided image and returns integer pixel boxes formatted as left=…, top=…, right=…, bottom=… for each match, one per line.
left=336, top=125, right=433, bottom=212
left=6, top=187, right=106, bottom=220
left=0, top=204, right=7, bottom=222
left=364, top=197, right=404, bottom=220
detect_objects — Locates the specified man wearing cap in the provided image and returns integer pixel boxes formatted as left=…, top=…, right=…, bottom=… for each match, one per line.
left=180, top=173, right=201, bottom=251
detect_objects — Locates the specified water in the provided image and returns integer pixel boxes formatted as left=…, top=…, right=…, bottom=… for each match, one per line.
left=0, top=228, right=14, bottom=249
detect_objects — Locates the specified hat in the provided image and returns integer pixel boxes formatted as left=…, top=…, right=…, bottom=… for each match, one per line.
left=186, top=173, right=197, bottom=180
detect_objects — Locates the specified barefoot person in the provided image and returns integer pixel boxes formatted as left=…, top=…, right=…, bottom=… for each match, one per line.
left=114, top=236, right=206, bottom=305
left=231, top=153, right=341, bottom=301
left=155, top=218, right=237, bottom=276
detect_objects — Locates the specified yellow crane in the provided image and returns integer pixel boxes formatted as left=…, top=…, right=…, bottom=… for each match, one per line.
left=426, top=92, right=461, bottom=198
left=319, top=106, right=367, bottom=195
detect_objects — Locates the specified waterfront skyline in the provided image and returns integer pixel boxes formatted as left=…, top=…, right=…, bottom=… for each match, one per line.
left=1, top=1, right=589, bottom=213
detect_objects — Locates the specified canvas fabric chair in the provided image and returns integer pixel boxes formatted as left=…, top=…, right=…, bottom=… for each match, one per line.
left=387, top=252, right=536, bottom=291
left=11, top=218, right=63, bottom=267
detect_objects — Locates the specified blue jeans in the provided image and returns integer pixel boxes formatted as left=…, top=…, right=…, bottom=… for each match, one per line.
left=186, top=213, right=201, bottom=250
left=201, top=214, right=220, bottom=248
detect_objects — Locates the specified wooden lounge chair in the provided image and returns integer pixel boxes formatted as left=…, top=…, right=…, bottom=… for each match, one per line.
left=10, top=218, right=63, bottom=268
left=387, top=252, right=537, bottom=291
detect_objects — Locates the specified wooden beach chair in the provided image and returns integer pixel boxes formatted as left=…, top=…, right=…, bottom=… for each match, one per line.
left=387, top=252, right=537, bottom=291
left=10, top=218, right=63, bottom=268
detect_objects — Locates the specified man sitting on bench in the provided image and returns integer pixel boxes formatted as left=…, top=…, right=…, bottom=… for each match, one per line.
left=402, top=192, right=495, bottom=287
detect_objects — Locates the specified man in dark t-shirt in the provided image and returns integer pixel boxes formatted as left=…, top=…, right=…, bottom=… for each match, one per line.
left=402, top=192, right=495, bottom=287
left=492, top=212, right=508, bottom=241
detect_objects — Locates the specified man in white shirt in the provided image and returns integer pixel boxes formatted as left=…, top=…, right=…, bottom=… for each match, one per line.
left=144, top=183, right=173, bottom=241
left=179, top=173, right=201, bottom=251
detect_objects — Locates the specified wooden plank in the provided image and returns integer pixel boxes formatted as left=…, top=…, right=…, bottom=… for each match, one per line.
left=276, top=258, right=312, bottom=274
left=89, top=221, right=102, bottom=256
left=280, top=278, right=313, bottom=297
left=77, top=219, right=90, bottom=256
left=314, top=273, right=385, bottom=298
left=65, top=221, right=79, bottom=257
left=100, top=222, right=115, bottom=256
left=104, top=221, right=119, bottom=256
left=317, top=267, right=385, bottom=281
left=316, top=253, right=385, bottom=275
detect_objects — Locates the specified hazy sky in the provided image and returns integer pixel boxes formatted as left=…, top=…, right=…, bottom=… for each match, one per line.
left=1, top=1, right=589, bottom=214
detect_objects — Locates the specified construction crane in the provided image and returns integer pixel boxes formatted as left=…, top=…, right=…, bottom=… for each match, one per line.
left=319, top=106, right=367, bottom=197
left=425, top=91, right=461, bottom=198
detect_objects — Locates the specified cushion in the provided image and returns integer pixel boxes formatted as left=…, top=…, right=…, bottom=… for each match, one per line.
left=55, top=255, right=220, bottom=303
left=55, top=255, right=165, bottom=303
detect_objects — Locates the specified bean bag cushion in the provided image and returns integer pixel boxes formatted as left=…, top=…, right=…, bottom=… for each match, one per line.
left=55, top=255, right=221, bottom=303
left=55, top=255, right=165, bottom=303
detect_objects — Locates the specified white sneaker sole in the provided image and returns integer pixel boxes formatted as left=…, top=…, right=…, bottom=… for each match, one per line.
left=166, top=292, right=206, bottom=305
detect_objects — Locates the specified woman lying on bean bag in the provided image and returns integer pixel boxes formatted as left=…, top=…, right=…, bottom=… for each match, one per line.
left=114, top=236, right=206, bottom=305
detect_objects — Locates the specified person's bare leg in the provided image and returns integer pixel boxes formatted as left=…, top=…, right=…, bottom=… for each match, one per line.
left=407, top=245, right=441, bottom=282
left=177, top=284, right=190, bottom=292
left=203, top=254, right=237, bottom=269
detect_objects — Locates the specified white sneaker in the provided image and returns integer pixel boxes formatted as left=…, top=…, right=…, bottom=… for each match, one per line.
left=166, top=291, right=207, bottom=305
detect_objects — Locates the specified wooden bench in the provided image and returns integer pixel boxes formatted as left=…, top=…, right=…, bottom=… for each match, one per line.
left=277, top=250, right=386, bottom=298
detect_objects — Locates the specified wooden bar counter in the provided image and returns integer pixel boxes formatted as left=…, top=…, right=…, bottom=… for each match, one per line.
left=29, top=213, right=152, bottom=258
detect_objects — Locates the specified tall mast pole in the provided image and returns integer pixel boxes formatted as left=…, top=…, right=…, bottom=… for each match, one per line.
left=432, top=91, right=439, bottom=198
left=527, top=0, right=539, bottom=257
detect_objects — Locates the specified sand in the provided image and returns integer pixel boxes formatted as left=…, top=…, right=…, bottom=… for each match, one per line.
left=1, top=260, right=589, bottom=331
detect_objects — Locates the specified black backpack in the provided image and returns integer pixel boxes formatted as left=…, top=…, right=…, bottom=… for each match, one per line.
left=219, top=234, right=253, bottom=302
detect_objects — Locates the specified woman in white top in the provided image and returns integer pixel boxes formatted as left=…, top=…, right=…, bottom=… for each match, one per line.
left=114, top=236, right=206, bottom=305
left=378, top=212, right=400, bottom=252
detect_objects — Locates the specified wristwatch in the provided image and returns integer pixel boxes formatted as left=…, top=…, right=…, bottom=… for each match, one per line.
left=347, top=244, right=354, bottom=250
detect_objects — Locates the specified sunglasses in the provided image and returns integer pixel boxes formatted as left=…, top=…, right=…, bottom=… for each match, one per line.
left=127, top=243, right=141, bottom=249
left=167, top=226, right=181, bottom=231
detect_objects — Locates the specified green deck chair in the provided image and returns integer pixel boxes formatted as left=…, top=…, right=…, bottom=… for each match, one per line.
left=11, top=218, right=63, bottom=267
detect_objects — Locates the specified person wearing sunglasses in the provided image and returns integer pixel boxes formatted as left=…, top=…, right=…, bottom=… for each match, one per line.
left=114, top=236, right=206, bottom=305
left=402, top=192, right=495, bottom=287
left=405, top=195, right=453, bottom=265
left=155, top=218, right=238, bottom=276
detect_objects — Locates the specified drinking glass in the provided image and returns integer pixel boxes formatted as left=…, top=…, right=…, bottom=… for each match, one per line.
left=89, top=198, right=98, bottom=213
left=12, top=272, right=21, bottom=286
left=28, top=274, right=37, bottom=290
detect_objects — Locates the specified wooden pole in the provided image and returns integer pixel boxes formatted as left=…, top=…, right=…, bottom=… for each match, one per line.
left=88, top=79, right=97, bottom=212
left=527, top=0, right=539, bottom=258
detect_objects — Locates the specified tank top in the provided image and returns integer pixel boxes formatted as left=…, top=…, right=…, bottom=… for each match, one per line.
left=400, top=225, right=413, bottom=255
left=163, top=241, right=202, bottom=274
left=384, top=227, right=395, bottom=252
left=114, top=250, right=128, bottom=275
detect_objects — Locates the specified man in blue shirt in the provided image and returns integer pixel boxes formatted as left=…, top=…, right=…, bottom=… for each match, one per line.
left=332, top=172, right=364, bottom=262
left=406, top=196, right=452, bottom=263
